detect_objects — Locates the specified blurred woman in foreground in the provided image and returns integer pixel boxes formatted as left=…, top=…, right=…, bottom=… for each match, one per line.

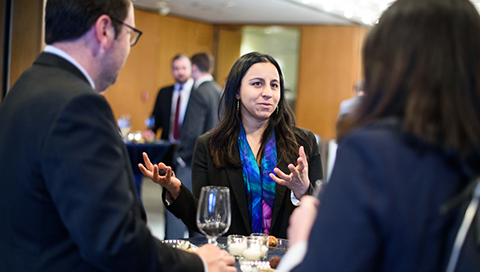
left=280, top=0, right=480, bottom=271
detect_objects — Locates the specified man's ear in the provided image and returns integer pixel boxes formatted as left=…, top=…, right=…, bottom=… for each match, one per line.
left=93, top=15, right=116, bottom=49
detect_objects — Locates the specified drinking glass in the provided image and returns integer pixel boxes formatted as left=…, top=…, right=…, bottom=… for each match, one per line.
left=242, top=236, right=263, bottom=261
left=227, top=234, right=246, bottom=258
left=196, top=186, right=231, bottom=245
left=250, top=233, right=269, bottom=259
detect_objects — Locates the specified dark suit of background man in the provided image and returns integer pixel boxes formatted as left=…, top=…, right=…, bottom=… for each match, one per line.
left=0, top=0, right=234, bottom=271
left=175, top=52, right=222, bottom=172
left=172, top=52, right=222, bottom=237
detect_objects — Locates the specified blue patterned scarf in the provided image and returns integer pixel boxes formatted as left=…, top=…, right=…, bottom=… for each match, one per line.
left=238, top=125, right=277, bottom=234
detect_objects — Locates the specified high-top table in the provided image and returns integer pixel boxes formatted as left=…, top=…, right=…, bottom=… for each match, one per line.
left=182, top=236, right=287, bottom=270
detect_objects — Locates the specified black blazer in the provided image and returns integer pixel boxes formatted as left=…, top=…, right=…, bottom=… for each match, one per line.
left=166, top=128, right=323, bottom=238
left=0, top=53, right=203, bottom=271
left=151, top=85, right=174, bottom=140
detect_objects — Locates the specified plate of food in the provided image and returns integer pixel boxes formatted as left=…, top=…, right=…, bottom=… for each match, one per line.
left=162, top=239, right=198, bottom=252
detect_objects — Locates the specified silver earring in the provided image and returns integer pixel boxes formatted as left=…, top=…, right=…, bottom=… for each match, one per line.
left=237, top=100, right=240, bottom=113
left=276, top=106, right=279, bottom=113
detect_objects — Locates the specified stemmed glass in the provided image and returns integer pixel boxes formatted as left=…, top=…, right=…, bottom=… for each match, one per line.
left=196, top=186, right=231, bottom=245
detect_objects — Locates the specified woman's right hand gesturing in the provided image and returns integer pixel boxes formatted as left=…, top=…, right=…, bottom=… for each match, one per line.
left=138, top=152, right=182, bottom=199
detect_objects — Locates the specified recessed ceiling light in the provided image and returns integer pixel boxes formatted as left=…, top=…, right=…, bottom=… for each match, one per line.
left=154, top=1, right=167, bottom=8
left=359, top=0, right=369, bottom=7
left=293, top=0, right=395, bottom=25
left=379, top=2, right=388, bottom=11
left=344, top=10, right=353, bottom=18
left=362, top=16, right=371, bottom=24
left=224, top=1, right=236, bottom=8
left=264, top=26, right=284, bottom=34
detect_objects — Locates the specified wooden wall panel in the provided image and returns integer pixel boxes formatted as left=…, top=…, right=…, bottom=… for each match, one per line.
left=187, top=20, right=214, bottom=53
left=104, top=10, right=214, bottom=131
left=156, top=16, right=213, bottom=90
left=103, top=9, right=161, bottom=131
left=9, top=0, right=43, bottom=89
left=295, top=25, right=367, bottom=141
left=214, top=27, right=242, bottom=87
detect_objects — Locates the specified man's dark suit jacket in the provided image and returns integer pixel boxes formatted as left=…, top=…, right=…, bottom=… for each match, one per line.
left=165, top=129, right=323, bottom=239
left=176, top=80, right=221, bottom=165
left=151, top=85, right=175, bottom=140
left=0, top=53, right=203, bottom=271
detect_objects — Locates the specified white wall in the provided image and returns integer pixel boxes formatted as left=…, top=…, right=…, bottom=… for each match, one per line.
left=240, top=26, right=300, bottom=108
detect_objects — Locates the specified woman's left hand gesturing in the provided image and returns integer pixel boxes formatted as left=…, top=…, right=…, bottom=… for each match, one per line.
left=270, top=146, right=310, bottom=199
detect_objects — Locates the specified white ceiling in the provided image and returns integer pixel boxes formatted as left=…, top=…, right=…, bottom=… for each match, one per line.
left=133, top=0, right=480, bottom=26
left=133, top=0, right=356, bottom=25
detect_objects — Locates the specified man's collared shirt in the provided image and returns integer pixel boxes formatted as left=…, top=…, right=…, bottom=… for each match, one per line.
left=44, top=45, right=95, bottom=90
left=169, top=78, right=193, bottom=143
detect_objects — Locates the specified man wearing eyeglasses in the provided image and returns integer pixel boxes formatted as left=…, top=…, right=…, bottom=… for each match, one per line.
left=0, top=1, right=235, bottom=271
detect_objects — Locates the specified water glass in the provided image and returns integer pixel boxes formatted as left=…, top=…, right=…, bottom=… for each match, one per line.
left=242, top=237, right=265, bottom=261
left=249, top=233, right=269, bottom=260
left=227, top=234, right=246, bottom=258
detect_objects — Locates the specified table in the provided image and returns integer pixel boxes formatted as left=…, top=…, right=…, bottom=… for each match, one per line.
left=125, top=140, right=173, bottom=199
left=186, top=236, right=287, bottom=270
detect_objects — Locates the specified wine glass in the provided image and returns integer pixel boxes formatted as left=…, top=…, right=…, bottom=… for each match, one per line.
left=196, top=186, right=231, bottom=245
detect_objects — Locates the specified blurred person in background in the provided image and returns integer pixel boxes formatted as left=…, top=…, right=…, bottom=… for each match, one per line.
left=150, top=53, right=194, bottom=142
left=336, top=79, right=365, bottom=138
left=337, top=79, right=364, bottom=118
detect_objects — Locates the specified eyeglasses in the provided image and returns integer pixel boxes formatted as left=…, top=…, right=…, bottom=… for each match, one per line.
left=110, top=17, right=143, bottom=46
